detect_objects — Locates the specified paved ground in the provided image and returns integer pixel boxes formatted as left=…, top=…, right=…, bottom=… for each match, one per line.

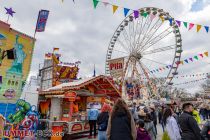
left=79, top=124, right=164, bottom=140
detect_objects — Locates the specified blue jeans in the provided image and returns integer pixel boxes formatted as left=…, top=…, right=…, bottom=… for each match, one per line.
left=98, top=131, right=107, bottom=140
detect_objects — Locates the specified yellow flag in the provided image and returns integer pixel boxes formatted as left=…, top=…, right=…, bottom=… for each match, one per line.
left=204, top=51, right=209, bottom=57
left=160, top=16, right=165, bottom=22
left=197, top=25, right=202, bottom=32
left=180, top=61, right=184, bottom=65
left=112, top=5, right=118, bottom=14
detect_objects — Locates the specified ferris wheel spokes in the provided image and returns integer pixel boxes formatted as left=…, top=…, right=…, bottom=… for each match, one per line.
left=140, top=26, right=173, bottom=52
left=142, top=44, right=176, bottom=55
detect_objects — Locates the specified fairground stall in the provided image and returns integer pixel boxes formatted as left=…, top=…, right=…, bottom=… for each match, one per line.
left=38, top=75, right=120, bottom=139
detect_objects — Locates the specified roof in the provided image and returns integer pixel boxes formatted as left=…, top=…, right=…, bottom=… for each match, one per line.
left=40, top=75, right=121, bottom=97
left=0, top=20, right=35, bottom=40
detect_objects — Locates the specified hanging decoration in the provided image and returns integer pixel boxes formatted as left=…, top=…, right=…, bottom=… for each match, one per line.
left=173, top=77, right=207, bottom=86
left=149, top=51, right=208, bottom=74
left=90, top=0, right=210, bottom=33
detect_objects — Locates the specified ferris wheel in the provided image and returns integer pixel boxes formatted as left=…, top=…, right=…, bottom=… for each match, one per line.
left=105, top=7, right=182, bottom=99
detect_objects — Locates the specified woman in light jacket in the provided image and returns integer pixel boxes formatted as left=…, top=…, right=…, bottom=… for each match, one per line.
left=163, top=108, right=181, bottom=140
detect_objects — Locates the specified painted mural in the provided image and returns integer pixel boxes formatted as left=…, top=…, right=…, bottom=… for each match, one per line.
left=0, top=21, right=35, bottom=103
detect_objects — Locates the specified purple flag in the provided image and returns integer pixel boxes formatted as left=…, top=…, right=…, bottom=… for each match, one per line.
left=189, top=58, right=193, bottom=62
left=36, top=10, right=49, bottom=32
left=176, top=20, right=181, bottom=27
left=134, top=10, right=139, bottom=19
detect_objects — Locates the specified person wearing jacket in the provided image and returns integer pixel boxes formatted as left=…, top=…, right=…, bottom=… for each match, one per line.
left=178, top=103, right=202, bottom=140
left=97, top=103, right=111, bottom=140
left=163, top=108, right=181, bottom=140
left=144, top=113, right=156, bottom=140
left=107, top=98, right=137, bottom=140
left=87, top=104, right=99, bottom=138
left=136, top=119, right=151, bottom=140
left=192, top=108, right=201, bottom=124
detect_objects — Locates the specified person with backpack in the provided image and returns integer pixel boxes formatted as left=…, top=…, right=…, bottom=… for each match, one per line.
left=97, top=103, right=111, bottom=140
left=201, top=120, right=210, bottom=140
left=136, top=119, right=151, bottom=140
left=163, top=108, right=181, bottom=140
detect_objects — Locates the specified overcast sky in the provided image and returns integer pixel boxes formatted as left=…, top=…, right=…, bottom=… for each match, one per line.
left=0, top=0, right=210, bottom=93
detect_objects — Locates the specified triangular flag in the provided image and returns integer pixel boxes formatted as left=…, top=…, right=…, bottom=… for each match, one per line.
left=150, top=14, right=156, bottom=21
left=197, top=25, right=202, bottom=32
left=189, top=23, right=194, bottom=30
left=124, top=8, right=130, bottom=17
left=93, top=0, right=99, bottom=9
left=176, top=61, right=180, bottom=65
left=183, top=22, right=188, bottom=28
left=134, top=10, right=139, bottom=19
left=160, top=16, right=165, bottom=22
left=102, top=2, right=109, bottom=7
left=184, top=59, right=188, bottom=63
left=194, top=56, right=198, bottom=60
left=176, top=20, right=181, bottom=27
left=166, top=65, right=169, bottom=69
left=199, top=54, right=203, bottom=58
left=204, top=26, right=209, bottom=33
left=189, top=58, right=193, bottom=62
left=169, top=18, right=173, bottom=26
left=142, top=12, right=148, bottom=18
left=204, top=51, right=208, bottom=57
left=112, top=5, right=118, bottom=14
left=180, top=61, right=184, bottom=65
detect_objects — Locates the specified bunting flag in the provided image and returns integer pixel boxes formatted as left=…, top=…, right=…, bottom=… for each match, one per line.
left=189, top=23, right=194, bottom=30
left=35, top=10, right=49, bottom=32
left=149, top=51, right=208, bottom=74
left=205, top=26, right=209, bottom=33
left=103, top=2, right=109, bottom=7
left=89, top=0, right=210, bottom=34
left=124, top=8, right=130, bottom=17
left=173, top=77, right=207, bottom=86
left=150, top=14, right=156, bottom=21
left=93, top=0, right=99, bottom=9
left=204, top=51, right=208, bottom=57
left=194, top=56, right=198, bottom=60
left=183, top=22, right=188, bottom=28
left=197, top=25, right=202, bottom=32
left=169, top=18, right=173, bottom=26
left=112, top=5, right=118, bottom=14
left=176, top=20, right=181, bottom=27
left=199, top=54, right=203, bottom=58
left=134, top=10, right=139, bottom=19
left=184, top=59, right=188, bottom=63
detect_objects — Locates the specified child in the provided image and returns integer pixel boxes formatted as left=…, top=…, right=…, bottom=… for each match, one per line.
left=136, top=119, right=151, bottom=140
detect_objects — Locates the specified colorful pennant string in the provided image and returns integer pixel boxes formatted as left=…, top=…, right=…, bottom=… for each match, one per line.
left=173, top=77, right=207, bottom=86
left=149, top=51, right=208, bottom=74
left=90, top=0, right=210, bottom=33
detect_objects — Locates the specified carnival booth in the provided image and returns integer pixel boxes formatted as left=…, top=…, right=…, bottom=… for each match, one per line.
left=38, top=75, right=120, bottom=137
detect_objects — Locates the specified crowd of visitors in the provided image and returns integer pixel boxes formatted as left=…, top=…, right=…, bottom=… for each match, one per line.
left=87, top=98, right=210, bottom=140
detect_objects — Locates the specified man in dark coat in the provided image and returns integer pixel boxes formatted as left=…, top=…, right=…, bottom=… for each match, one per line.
left=178, top=103, right=202, bottom=140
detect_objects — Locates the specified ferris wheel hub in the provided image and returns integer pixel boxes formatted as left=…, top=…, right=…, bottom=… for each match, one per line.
left=130, top=52, right=142, bottom=60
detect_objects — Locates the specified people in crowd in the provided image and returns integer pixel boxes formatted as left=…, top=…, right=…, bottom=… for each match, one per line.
left=178, top=103, right=202, bottom=140
left=136, top=119, right=151, bottom=140
left=192, top=107, right=201, bottom=124
left=107, top=98, right=137, bottom=140
left=150, top=106, right=157, bottom=134
left=144, top=113, right=156, bottom=140
left=128, top=103, right=139, bottom=122
left=163, top=108, right=181, bottom=140
left=87, top=104, right=99, bottom=138
left=199, top=107, right=206, bottom=120
left=201, top=120, right=210, bottom=140
left=97, top=103, right=111, bottom=140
